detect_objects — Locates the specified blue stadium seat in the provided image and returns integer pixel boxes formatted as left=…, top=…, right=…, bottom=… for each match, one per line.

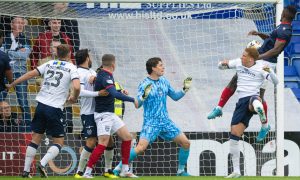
left=292, top=21, right=300, bottom=35
left=285, top=66, right=298, bottom=76
left=292, top=57, right=300, bottom=74
left=285, top=36, right=300, bottom=58
left=291, top=88, right=300, bottom=101
left=297, top=12, right=300, bottom=21
left=285, top=82, right=299, bottom=88
left=284, top=57, right=290, bottom=66
left=284, top=66, right=300, bottom=85
left=290, top=43, right=300, bottom=58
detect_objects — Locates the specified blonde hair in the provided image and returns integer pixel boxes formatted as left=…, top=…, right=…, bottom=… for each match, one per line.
left=245, top=47, right=259, bottom=60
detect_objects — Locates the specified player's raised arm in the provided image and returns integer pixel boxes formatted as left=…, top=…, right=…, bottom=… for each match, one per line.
left=167, top=77, right=191, bottom=101
left=262, top=66, right=279, bottom=85
left=248, top=30, right=269, bottom=40
left=218, top=59, right=239, bottom=70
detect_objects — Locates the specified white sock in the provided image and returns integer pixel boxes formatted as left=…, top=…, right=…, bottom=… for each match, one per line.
left=230, top=139, right=240, bottom=174
left=40, top=144, right=61, bottom=167
left=121, top=164, right=129, bottom=173
left=253, top=99, right=267, bottom=126
left=23, top=143, right=38, bottom=172
left=84, top=166, right=93, bottom=175
left=217, top=106, right=222, bottom=110
left=104, top=149, right=114, bottom=172
left=77, top=147, right=92, bottom=173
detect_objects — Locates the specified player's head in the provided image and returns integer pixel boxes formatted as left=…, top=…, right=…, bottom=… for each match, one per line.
left=57, top=44, right=71, bottom=60
left=75, top=49, right=91, bottom=67
left=281, top=5, right=297, bottom=22
left=146, top=57, right=164, bottom=76
left=102, top=54, right=116, bottom=71
left=242, top=48, right=259, bottom=66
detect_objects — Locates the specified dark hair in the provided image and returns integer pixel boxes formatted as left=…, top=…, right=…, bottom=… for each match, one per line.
left=0, top=29, right=3, bottom=38
left=284, top=5, right=297, bottom=21
left=102, top=54, right=115, bottom=67
left=245, top=47, right=259, bottom=60
left=57, top=44, right=70, bottom=59
left=146, top=57, right=162, bottom=75
left=75, top=49, right=89, bottom=65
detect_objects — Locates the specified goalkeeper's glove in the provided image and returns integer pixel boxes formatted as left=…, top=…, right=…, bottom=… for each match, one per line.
left=183, top=77, right=192, bottom=93
left=142, top=83, right=152, bottom=100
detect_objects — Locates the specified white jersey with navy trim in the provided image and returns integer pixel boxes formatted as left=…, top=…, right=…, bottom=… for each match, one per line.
left=36, top=60, right=79, bottom=109
left=228, top=58, right=269, bottom=99
left=78, top=67, right=97, bottom=115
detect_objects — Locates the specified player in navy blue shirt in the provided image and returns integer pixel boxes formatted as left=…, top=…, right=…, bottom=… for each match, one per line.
left=83, top=54, right=147, bottom=178
left=113, top=57, right=193, bottom=176
left=0, top=29, right=13, bottom=102
left=208, top=5, right=296, bottom=125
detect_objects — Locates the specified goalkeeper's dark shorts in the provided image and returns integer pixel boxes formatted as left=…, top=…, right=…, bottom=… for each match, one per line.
left=32, top=102, right=65, bottom=138
left=231, top=96, right=256, bottom=128
left=81, top=114, right=97, bottom=138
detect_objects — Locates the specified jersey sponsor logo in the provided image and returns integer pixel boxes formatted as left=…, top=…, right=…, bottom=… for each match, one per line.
left=238, top=68, right=255, bottom=77
left=46, top=64, right=71, bottom=72
left=53, top=61, right=66, bottom=66
left=107, top=80, right=114, bottom=84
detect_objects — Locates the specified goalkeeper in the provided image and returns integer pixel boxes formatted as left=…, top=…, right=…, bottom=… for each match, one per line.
left=113, top=57, right=192, bottom=176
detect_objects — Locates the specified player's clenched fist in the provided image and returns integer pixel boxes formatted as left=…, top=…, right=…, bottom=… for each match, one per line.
left=183, top=77, right=192, bottom=93
left=142, top=83, right=152, bottom=100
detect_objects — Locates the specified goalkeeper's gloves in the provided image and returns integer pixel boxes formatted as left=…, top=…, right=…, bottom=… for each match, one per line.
left=183, top=77, right=192, bottom=93
left=141, top=83, right=152, bottom=101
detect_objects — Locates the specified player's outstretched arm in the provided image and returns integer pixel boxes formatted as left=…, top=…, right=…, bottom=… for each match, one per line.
left=262, top=66, right=279, bottom=85
left=218, top=60, right=230, bottom=70
left=7, top=69, right=39, bottom=89
left=107, top=86, right=135, bottom=103
left=248, top=30, right=269, bottom=40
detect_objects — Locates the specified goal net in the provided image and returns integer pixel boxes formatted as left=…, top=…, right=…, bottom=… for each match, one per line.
left=0, top=1, right=279, bottom=177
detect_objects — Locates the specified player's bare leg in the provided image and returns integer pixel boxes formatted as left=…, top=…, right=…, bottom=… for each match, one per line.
left=173, top=133, right=191, bottom=176
left=207, top=74, right=237, bottom=119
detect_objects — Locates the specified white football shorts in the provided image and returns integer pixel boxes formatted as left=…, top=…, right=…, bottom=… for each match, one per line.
left=94, top=112, right=125, bottom=136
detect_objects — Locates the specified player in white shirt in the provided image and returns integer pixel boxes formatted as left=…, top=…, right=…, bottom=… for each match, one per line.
left=7, top=44, right=80, bottom=178
left=214, top=48, right=278, bottom=178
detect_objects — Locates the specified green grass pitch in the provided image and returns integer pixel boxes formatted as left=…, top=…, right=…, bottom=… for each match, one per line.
left=1, top=177, right=300, bottom=180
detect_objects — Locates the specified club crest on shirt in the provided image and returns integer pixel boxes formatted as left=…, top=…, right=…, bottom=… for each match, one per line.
left=107, top=80, right=113, bottom=84
left=87, top=129, right=92, bottom=135
left=105, top=125, right=110, bottom=132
